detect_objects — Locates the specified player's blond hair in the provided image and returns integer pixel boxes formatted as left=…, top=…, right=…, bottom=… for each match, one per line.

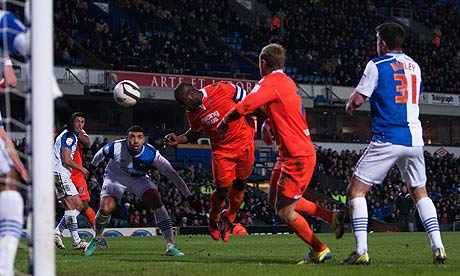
left=260, top=43, right=286, bottom=71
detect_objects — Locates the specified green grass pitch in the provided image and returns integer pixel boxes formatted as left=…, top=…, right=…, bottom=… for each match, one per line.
left=15, top=232, right=459, bottom=276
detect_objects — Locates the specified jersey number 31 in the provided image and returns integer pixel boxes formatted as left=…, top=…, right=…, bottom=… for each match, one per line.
left=394, top=74, right=417, bottom=104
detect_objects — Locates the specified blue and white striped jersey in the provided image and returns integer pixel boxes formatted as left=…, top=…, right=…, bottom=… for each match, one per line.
left=53, top=129, right=78, bottom=176
left=356, top=52, right=423, bottom=147
left=0, top=10, right=27, bottom=57
left=92, top=139, right=159, bottom=177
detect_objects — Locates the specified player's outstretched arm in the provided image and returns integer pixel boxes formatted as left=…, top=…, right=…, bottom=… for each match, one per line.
left=153, top=153, right=192, bottom=198
left=163, top=129, right=200, bottom=147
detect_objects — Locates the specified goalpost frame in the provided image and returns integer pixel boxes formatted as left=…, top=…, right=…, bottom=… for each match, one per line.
left=30, top=0, right=55, bottom=275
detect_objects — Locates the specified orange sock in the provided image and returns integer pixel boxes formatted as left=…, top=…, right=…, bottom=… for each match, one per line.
left=84, top=207, right=96, bottom=228
left=209, top=191, right=225, bottom=221
left=224, top=186, right=245, bottom=223
left=287, top=214, right=326, bottom=252
left=295, top=198, right=332, bottom=223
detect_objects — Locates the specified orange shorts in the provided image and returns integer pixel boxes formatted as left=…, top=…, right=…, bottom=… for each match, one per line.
left=270, top=155, right=316, bottom=199
left=212, top=143, right=254, bottom=188
left=71, top=176, right=90, bottom=201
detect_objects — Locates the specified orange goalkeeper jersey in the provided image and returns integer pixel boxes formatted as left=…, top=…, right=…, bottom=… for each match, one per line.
left=234, top=70, right=315, bottom=158
left=186, top=81, right=254, bottom=153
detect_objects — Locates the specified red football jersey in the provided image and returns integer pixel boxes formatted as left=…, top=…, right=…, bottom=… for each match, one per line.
left=234, top=70, right=315, bottom=157
left=70, top=130, right=87, bottom=179
left=186, top=81, right=254, bottom=152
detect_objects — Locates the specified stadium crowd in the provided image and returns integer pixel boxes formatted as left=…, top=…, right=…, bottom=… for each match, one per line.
left=53, top=0, right=460, bottom=93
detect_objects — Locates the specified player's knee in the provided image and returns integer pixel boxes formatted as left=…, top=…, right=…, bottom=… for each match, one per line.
left=215, top=187, right=229, bottom=200
left=275, top=208, right=295, bottom=224
left=232, top=178, right=246, bottom=191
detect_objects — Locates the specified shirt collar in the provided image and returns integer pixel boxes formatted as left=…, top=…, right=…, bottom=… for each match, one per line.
left=198, top=88, right=207, bottom=110
left=386, top=52, right=404, bottom=56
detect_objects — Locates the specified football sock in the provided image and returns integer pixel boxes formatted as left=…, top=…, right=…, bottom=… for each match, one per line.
left=209, top=191, right=225, bottom=222
left=287, top=214, right=325, bottom=252
left=94, top=211, right=111, bottom=240
left=295, top=197, right=332, bottom=223
left=154, top=206, right=174, bottom=250
left=155, top=154, right=192, bottom=198
left=416, top=197, right=445, bottom=252
left=54, top=213, right=67, bottom=236
left=0, top=191, right=23, bottom=276
left=225, top=186, right=245, bottom=223
left=65, top=209, right=81, bottom=245
left=84, top=206, right=96, bottom=228
left=350, top=197, right=368, bottom=255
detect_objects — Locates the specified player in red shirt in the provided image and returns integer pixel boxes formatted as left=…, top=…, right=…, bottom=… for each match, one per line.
left=164, top=81, right=254, bottom=242
left=218, top=44, right=344, bottom=264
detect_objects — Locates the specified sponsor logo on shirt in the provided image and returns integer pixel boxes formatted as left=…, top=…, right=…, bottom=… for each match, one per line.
left=65, top=137, right=73, bottom=146
left=201, top=110, right=220, bottom=126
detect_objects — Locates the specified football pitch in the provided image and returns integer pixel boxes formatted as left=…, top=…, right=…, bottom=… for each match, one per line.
left=16, top=232, right=459, bottom=276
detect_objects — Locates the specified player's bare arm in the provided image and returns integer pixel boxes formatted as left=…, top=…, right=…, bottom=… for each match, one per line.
left=0, top=57, right=17, bottom=93
left=345, top=91, right=367, bottom=116
left=0, top=127, right=28, bottom=181
left=164, top=129, right=201, bottom=146
left=216, top=108, right=242, bottom=137
left=61, top=147, right=89, bottom=177
left=77, top=132, right=90, bottom=147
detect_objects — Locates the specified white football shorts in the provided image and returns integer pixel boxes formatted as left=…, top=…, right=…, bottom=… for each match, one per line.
left=100, top=172, right=156, bottom=202
left=54, top=172, right=78, bottom=199
left=353, top=141, right=427, bottom=188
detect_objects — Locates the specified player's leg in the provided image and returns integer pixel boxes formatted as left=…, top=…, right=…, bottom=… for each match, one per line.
left=133, top=177, right=183, bottom=256
left=274, top=156, right=331, bottom=264
left=344, top=142, right=397, bottom=265
left=73, top=176, right=96, bottom=228
left=224, top=145, right=254, bottom=223
left=209, top=153, right=233, bottom=240
left=85, top=181, right=122, bottom=256
left=0, top=182, right=23, bottom=276
left=53, top=173, right=86, bottom=249
left=398, top=146, right=446, bottom=264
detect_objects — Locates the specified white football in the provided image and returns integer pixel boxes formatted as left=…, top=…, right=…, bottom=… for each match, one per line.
left=113, top=80, right=141, bottom=107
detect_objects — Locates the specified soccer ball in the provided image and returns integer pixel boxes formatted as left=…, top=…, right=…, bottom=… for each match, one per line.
left=113, top=80, right=141, bottom=107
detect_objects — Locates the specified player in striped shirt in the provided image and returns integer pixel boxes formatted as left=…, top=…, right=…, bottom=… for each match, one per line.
left=84, top=125, right=195, bottom=257
left=343, top=22, right=446, bottom=264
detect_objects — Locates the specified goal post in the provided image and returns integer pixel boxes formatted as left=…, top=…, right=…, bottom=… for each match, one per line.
left=30, top=0, right=55, bottom=275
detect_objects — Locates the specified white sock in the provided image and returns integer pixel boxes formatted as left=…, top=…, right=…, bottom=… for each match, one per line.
left=154, top=206, right=174, bottom=250
left=94, top=211, right=111, bottom=240
left=54, top=213, right=68, bottom=236
left=350, top=197, right=368, bottom=255
left=416, top=197, right=444, bottom=252
left=0, top=190, right=24, bottom=276
left=65, top=209, right=81, bottom=245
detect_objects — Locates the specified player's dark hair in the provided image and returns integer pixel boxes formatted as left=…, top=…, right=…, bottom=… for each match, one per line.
left=375, top=22, right=405, bottom=50
left=71, top=112, right=85, bottom=120
left=127, top=125, right=145, bottom=134
left=260, top=43, right=286, bottom=71
left=174, top=82, right=195, bottom=100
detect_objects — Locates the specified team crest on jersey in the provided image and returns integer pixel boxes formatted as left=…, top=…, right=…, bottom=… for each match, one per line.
left=104, top=147, right=110, bottom=155
left=65, top=137, right=73, bottom=146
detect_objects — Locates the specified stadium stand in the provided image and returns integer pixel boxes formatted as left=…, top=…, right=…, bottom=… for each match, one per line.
left=54, top=0, right=460, bottom=93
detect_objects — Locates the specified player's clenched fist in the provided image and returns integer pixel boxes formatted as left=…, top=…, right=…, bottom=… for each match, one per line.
left=163, top=133, right=178, bottom=147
